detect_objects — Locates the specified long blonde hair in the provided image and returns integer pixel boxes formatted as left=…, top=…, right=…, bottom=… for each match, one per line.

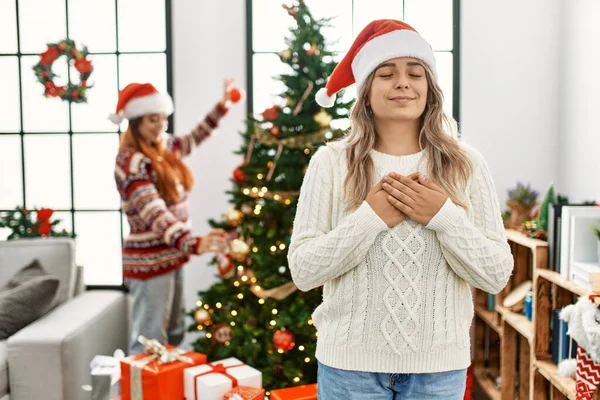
left=343, top=62, right=472, bottom=210
left=119, top=118, right=194, bottom=203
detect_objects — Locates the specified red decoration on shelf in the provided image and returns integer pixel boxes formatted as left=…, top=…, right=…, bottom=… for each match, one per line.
left=273, top=329, right=295, bottom=352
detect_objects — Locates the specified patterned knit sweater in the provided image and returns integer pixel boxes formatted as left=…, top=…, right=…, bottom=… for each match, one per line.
left=288, top=140, right=514, bottom=373
left=115, top=102, right=229, bottom=280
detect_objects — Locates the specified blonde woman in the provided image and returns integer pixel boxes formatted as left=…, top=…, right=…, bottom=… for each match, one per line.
left=288, top=20, right=513, bottom=399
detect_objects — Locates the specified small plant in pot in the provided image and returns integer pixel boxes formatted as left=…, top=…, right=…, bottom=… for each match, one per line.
left=593, top=225, right=600, bottom=263
left=505, top=182, right=539, bottom=230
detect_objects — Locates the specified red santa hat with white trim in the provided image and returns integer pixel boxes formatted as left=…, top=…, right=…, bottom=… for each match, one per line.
left=108, top=83, right=173, bottom=124
left=315, top=19, right=437, bottom=108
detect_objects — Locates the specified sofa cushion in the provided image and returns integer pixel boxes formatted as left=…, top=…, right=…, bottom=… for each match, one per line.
left=0, top=340, right=8, bottom=397
left=0, top=260, right=59, bottom=340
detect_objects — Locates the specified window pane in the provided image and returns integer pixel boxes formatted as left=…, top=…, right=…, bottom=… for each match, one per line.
left=18, top=0, right=67, bottom=53
left=434, top=52, right=453, bottom=115
left=71, top=55, right=118, bottom=132
left=252, top=54, right=292, bottom=115
left=122, top=212, right=129, bottom=239
left=24, top=134, right=71, bottom=210
left=21, top=56, right=69, bottom=132
left=305, top=0, right=353, bottom=52
left=0, top=0, right=18, bottom=53
left=118, top=0, right=166, bottom=52
left=75, top=211, right=123, bottom=285
left=404, top=0, right=453, bottom=51
left=0, top=135, right=23, bottom=209
left=353, top=0, right=403, bottom=35
left=119, top=54, right=167, bottom=92
left=73, top=134, right=121, bottom=210
left=53, top=211, right=73, bottom=235
left=252, top=0, right=295, bottom=53
left=0, top=57, right=21, bottom=132
left=68, top=0, right=117, bottom=53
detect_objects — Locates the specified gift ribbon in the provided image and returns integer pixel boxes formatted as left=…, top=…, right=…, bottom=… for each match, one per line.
left=193, top=362, right=245, bottom=400
left=130, top=335, right=195, bottom=400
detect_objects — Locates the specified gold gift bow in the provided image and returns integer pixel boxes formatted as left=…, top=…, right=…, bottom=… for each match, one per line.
left=130, top=335, right=195, bottom=400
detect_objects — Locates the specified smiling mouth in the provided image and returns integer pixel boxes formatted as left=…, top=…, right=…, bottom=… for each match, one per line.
left=389, top=96, right=415, bottom=102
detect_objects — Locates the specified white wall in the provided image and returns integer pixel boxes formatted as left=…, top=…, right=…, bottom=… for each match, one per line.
left=461, top=0, right=562, bottom=205
left=558, top=0, right=600, bottom=203
left=171, top=0, right=247, bottom=347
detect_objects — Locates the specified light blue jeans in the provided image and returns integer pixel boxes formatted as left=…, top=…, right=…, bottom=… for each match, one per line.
left=124, top=268, right=185, bottom=355
left=317, top=361, right=467, bottom=400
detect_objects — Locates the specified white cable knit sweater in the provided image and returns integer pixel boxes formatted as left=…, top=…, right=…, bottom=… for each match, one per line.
left=288, top=140, right=514, bottom=374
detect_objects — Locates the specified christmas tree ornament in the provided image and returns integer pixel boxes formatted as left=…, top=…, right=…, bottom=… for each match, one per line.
left=291, top=81, right=314, bottom=116
left=230, top=239, right=250, bottom=261
left=270, top=126, right=280, bottom=137
left=217, top=253, right=235, bottom=278
left=232, top=168, right=247, bottom=184
left=33, top=39, right=93, bottom=103
left=225, top=208, right=244, bottom=227
left=314, top=109, right=332, bottom=127
left=211, top=323, right=232, bottom=345
left=228, top=88, right=246, bottom=103
left=306, top=43, right=320, bottom=56
left=266, top=144, right=284, bottom=182
left=279, top=49, right=292, bottom=62
left=194, top=308, right=212, bottom=325
left=261, top=106, right=280, bottom=122
left=273, top=329, right=295, bottom=352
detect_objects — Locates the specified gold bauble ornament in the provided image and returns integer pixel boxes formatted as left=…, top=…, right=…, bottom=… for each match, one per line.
left=195, top=308, right=212, bottom=325
left=225, top=208, right=244, bottom=227
left=314, top=110, right=332, bottom=128
left=230, top=239, right=250, bottom=261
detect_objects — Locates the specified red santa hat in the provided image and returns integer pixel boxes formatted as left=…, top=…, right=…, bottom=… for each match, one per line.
left=315, top=19, right=437, bottom=108
left=108, top=83, right=173, bottom=124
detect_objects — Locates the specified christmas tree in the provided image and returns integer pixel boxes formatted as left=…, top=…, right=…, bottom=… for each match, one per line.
left=189, top=0, right=352, bottom=390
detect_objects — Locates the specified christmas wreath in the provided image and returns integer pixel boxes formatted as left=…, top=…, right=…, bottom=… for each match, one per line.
left=32, top=39, right=93, bottom=103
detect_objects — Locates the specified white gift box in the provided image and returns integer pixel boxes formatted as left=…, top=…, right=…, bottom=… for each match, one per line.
left=183, top=357, right=262, bottom=400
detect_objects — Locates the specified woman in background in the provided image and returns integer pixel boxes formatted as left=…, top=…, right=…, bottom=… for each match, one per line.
left=113, top=79, right=237, bottom=354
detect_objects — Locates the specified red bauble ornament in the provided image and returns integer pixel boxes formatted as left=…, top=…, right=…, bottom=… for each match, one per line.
left=273, top=329, right=295, bottom=352
left=228, top=88, right=245, bottom=103
left=232, top=168, right=246, bottom=184
left=270, top=126, right=280, bottom=137
left=261, top=106, right=280, bottom=122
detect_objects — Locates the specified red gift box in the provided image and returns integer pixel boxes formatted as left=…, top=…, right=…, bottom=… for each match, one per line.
left=270, top=384, right=317, bottom=400
left=222, top=385, right=265, bottom=400
left=120, top=337, right=206, bottom=400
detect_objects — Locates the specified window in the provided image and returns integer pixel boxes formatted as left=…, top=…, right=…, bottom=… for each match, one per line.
left=0, top=0, right=173, bottom=286
left=248, top=0, right=460, bottom=120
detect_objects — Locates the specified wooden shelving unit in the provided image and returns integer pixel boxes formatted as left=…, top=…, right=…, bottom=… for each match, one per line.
left=472, top=228, right=600, bottom=400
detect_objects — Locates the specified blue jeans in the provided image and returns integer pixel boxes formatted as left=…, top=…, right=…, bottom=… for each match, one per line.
left=124, top=268, right=185, bottom=355
left=317, top=361, right=467, bottom=400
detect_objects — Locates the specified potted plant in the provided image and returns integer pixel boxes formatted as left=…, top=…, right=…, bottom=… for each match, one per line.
left=594, top=225, right=600, bottom=263
left=505, top=182, right=539, bottom=229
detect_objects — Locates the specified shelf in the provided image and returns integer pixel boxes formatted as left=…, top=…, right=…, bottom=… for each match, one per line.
left=505, top=228, right=548, bottom=250
left=534, top=359, right=576, bottom=400
left=474, top=306, right=502, bottom=336
left=535, top=269, right=589, bottom=297
left=473, top=366, right=501, bottom=400
left=496, top=304, right=533, bottom=342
